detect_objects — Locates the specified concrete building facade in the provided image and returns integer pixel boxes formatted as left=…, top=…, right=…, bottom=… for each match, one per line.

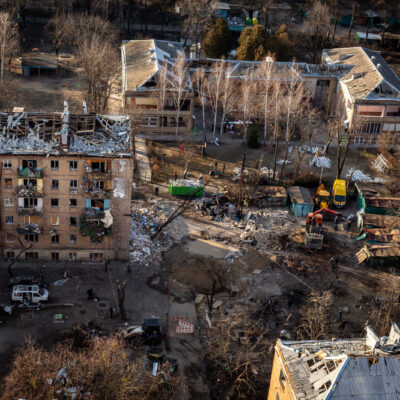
left=0, top=112, right=133, bottom=262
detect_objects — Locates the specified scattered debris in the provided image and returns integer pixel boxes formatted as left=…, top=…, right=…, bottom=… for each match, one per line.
left=346, top=168, right=385, bottom=183
left=310, top=156, right=331, bottom=168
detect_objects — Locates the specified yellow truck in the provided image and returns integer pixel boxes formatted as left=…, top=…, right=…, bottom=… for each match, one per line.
left=332, top=179, right=346, bottom=208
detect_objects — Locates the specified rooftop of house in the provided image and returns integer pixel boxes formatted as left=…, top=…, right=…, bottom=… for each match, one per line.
left=0, top=104, right=131, bottom=157
left=121, top=39, right=186, bottom=92
left=278, top=323, right=400, bottom=400
left=323, top=47, right=400, bottom=101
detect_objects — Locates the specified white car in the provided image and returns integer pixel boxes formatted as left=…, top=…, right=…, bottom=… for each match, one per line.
left=12, top=285, right=49, bottom=304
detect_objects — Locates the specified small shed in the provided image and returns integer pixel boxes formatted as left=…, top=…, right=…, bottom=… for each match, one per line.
left=287, top=186, right=314, bottom=217
left=356, top=183, right=400, bottom=215
left=21, top=54, right=59, bottom=77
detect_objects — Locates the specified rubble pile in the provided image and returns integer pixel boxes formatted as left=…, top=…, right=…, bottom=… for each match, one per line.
left=0, top=131, right=56, bottom=153
left=310, top=156, right=331, bottom=168
left=346, top=168, right=385, bottom=183
left=129, top=201, right=183, bottom=267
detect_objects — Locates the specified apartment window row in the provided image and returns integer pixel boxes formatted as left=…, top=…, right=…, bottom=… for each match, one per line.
left=4, top=251, right=103, bottom=262
left=19, top=233, right=103, bottom=244
left=2, top=159, right=79, bottom=170
left=5, top=216, right=78, bottom=226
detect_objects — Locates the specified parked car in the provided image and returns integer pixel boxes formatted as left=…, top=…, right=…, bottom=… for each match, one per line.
left=12, top=285, right=49, bottom=304
left=8, top=275, right=44, bottom=288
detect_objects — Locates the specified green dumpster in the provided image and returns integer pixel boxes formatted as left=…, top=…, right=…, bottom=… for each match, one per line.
left=169, top=179, right=204, bottom=197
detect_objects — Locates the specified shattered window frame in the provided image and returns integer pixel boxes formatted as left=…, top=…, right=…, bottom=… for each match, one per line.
left=25, top=233, right=38, bottom=243
left=50, top=160, right=59, bottom=170
left=3, top=160, right=12, bottom=168
left=4, top=178, right=12, bottom=188
left=90, top=235, right=104, bottom=244
left=70, top=234, right=77, bottom=244
left=51, top=252, right=59, bottom=261
left=51, top=234, right=60, bottom=244
left=70, top=217, right=77, bottom=226
left=51, top=180, right=59, bottom=190
left=4, top=198, right=13, bottom=207
left=69, top=161, right=78, bottom=171
left=5, top=216, right=14, bottom=225
left=51, top=198, right=59, bottom=207
left=69, top=199, right=77, bottom=208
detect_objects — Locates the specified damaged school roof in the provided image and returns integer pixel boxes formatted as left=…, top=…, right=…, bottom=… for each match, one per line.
left=323, top=47, right=400, bottom=101
left=0, top=106, right=131, bottom=156
left=121, top=39, right=187, bottom=92
left=277, top=323, right=400, bottom=400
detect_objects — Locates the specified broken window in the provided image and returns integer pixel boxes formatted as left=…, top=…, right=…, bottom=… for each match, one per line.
left=4, top=198, right=13, bottom=207
left=22, top=160, right=37, bottom=170
left=23, top=179, right=37, bottom=187
left=6, top=252, right=15, bottom=260
left=94, top=181, right=105, bottom=190
left=70, top=217, right=77, bottom=226
left=51, top=198, right=59, bottom=207
left=4, top=178, right=12, bottom=188
left=5, top=216, right=13, bottom=224
left=51, top=160, right=59, bottom=170
left=25, top=233, right=38, bottom=242
left=25, top=252, right=38, bottom=261
left=3, top=160, right=11, bottom=168
left=70, top=161, right=78, bottom=171
left=69, top=252, right=77, bottom=261
left=90, top=199, right=105, bottom=210
left=51, top=252, right=59, bottom=261
left=51, top=180, right=59, bottom=190
left=91, top=162, right=106, bottom=173
left=70, top=234, right=77, bottom=244
left=51, top=234, right=59, bottom=244
left=51, top=216, right=59, bottom=225
left=318, top=381, right=331, bottom=394
left=90, top=253, right=103, bottom=261
left=70, top=180, right=78, bottom=188
left=70, top=199, right=77, bottom=208
left=24, top=198, right=37, bottom=207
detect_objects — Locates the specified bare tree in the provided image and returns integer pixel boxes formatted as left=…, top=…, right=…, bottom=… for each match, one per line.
left=157, top=61, right=168, bottom=136
left=208, top=59, right=225, bottom=139
left=256, top=56, right=275, bottom=144
left=297, top=291, right=335, bottom=340
left=193, top=66, right=208, bottom=140
left=271, top=79, right=284, bottom=181
left=0, top=12, right=19, bottom=80
left=303, top=0, right=331, bottom=62
left=7, top=238, right=33, bottom=278
left=171, top=53, right=191, bottom=136
left=278, top=63, right=305, bottom=184
left=204, top=312, right=270, bottom=399
left=76, top=35, right=119, bottom=113
left=2, top=336, right=179, bottom=400
left=219, top=62, right=235, bottom=136
left=45, top=10, right=69, bottom=55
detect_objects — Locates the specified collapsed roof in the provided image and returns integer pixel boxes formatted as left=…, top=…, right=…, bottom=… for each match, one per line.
left=121, top=39, right=190, bottom=92
left=323, top=47, right=400, bottom=101
left=278, top=323, right=400, bottom=399
left=0, top=104, right=131, bottom=157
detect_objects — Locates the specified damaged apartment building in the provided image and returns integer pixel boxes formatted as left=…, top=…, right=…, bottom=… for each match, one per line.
left=268, top=322, right=400, bottom=400
left=0, top=105, right=133, bottom=262
left=121, top=39, right=194, bottom=135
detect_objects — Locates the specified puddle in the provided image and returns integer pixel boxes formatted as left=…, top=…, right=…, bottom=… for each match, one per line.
left=184, top=238, right=239, bottom=259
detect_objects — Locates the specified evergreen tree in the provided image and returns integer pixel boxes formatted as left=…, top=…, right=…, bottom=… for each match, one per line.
left=202, top=18, right=231, bottom=58
left=236, top=25, right=268, bottom=61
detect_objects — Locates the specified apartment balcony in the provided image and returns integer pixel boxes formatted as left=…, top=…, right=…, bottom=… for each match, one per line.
left=18, top=166, right=43, bottom=178
left=17, top=207, right=43, bottom=216
left=15, top=185, right=43, bottom=198
left=80, top=208, right=112, bottom=237
left=17, top=224, right=43, bottom=234
left=85, top=170, right=112, bottom=180
left=83, top=208, right=105, bottom=220
left=83, top=186, right=112, bottom=199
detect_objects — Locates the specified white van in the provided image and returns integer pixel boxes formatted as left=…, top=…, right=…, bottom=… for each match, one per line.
left=12, top=285, right=49, bottom=304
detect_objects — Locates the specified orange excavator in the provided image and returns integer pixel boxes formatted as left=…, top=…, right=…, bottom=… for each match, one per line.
left=305, top=208, right=341, bottom=250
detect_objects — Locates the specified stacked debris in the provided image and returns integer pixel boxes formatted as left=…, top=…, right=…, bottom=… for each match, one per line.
left=17, top=223, right=42, bottom=234
left=15, top=185, right=42, bottom=197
